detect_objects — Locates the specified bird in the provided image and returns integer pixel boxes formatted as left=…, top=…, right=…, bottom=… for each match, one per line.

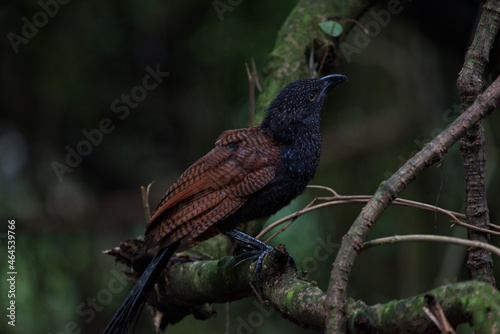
left=103, top=74, right=347, bottom=334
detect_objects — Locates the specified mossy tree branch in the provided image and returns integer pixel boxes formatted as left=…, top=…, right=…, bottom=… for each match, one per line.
left=107, top=239, right=500, bottom=332
left=345, top=281, right=500, bottom=333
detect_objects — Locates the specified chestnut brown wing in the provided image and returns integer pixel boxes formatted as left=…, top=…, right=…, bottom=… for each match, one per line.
left=144, top=126, right=281, bottom=249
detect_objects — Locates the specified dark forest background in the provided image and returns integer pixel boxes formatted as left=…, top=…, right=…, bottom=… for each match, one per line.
left=1, top=0, right=499, bottom=333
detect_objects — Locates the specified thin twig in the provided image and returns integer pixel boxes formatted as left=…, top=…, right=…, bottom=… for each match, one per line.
left=257, top=186, right=500, bottom=242
left=427, top=297, right=456, bottom=334
left=309, top=38, right=317, bottom=78
left=245, top=62, right=255, bottom=126
left=250, top=281, right=267, bottom=305
left=422, top=307, right=441, bottom=332
left=423, top=294, right=456, bottom=333
left=362, top=234, right=500, bottom=258
left=317, top=44, right=330, bottom=77
left=307, top=184, right=339, bottom=196
left=338, top=18, right=367, bottom=34
left=141, top=182, right=154, bottom=223
left=251, top=58, right=262, bottom=92
left=489, top=223, right=500, bottom=231
left=245, top=58, right=262, bottom=127
left=263, top=198, right=318, bottom=243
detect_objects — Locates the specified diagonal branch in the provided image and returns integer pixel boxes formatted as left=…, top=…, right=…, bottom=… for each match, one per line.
left=456, top=0, right=500, bottom=287
left=325, top=74, right=500, bottom=333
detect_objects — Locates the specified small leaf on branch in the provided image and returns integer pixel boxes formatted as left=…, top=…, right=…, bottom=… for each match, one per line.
left=318, top=20, right=343, bottom=37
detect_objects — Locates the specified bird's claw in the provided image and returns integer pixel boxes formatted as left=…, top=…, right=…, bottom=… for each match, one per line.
left=253, top=246, right=273, bottom=275
left=222, top=229, right=295, bottom=279
left=232, top=249, right=263, bottom=267
left=232, top=244, right=297, bottom=278
left=232, top=244, right=273, bottom=274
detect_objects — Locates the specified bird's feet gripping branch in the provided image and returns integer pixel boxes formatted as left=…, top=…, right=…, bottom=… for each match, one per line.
left=223, top=228, right=297, bottom=275
left=104, top=74, right=347, bottom=334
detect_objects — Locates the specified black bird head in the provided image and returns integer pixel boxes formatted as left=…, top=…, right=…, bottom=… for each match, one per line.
left=262, top=74, right=347, bottom=137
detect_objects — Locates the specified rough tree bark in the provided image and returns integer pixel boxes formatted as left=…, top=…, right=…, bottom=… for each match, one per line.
left=456, top=0, right=500, bottom=287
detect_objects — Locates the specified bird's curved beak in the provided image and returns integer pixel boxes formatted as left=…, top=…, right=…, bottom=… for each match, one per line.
left=320, top=74, right=348, bottom=95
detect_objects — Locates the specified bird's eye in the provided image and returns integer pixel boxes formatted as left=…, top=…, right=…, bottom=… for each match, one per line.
left=308, top=92, right=316, bottom=101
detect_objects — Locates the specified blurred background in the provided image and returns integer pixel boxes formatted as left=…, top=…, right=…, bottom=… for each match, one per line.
left=1, top=0, right=499, bottom=333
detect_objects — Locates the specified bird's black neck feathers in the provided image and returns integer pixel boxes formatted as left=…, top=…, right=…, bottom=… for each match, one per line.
left=260, top=77, right=332, bottom=182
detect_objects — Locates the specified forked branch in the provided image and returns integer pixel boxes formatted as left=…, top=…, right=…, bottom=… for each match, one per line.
left=326, top=74, right=500, bottom=333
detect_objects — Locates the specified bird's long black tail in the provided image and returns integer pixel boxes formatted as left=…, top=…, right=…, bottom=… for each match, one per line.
left=103, top=241, right=181, bottom=334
